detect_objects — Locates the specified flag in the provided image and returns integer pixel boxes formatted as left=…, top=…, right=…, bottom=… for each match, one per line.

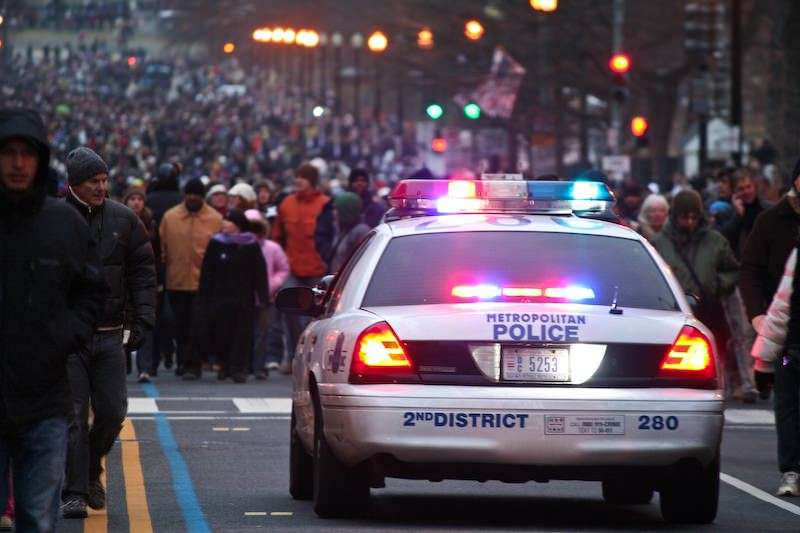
left=455, top=47, right=526, bottom=119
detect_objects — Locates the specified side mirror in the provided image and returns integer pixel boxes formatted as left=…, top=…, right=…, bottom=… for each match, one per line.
left=276, top=287, right=321, bottom=317
left=685, top=293, right=701, bottom=310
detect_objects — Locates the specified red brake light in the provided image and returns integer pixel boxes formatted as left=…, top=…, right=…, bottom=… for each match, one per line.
left=350, top=322, right=414, bottom=382
left=658, top=325, right=715, bottom=380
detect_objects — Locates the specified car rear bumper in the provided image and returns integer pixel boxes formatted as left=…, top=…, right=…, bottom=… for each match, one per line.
left=318, top=384, right=724, bottom=473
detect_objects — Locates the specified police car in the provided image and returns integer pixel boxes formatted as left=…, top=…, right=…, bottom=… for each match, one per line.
left=278, top=176, right=723, bottom=524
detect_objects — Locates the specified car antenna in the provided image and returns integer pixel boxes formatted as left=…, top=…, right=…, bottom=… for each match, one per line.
left=610, top=285, right=623, bottom=315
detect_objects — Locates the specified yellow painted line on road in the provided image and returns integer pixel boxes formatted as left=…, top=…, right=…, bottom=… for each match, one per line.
left=84, top=458, right=107, bottom=533
left=270, top=512, right=294, bottom=516
left=120, top=419, right=154, bottom=533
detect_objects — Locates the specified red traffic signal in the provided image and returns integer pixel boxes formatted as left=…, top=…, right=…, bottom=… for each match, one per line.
left=609, top=53, right=631, bottom=74
left=631, top=116, right=649, bottom=137
left=431, top=137, right=448, bottom=153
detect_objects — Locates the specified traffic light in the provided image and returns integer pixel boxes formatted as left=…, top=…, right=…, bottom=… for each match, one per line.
left=425, top=102, right=444, bottom=120
left=608, top=53, right=631, bottom=102
left=431, top=135, right=448, bottom=153
left=463, top=102, right=481, bottom=120
left=631, top=116, right=649, bottom=147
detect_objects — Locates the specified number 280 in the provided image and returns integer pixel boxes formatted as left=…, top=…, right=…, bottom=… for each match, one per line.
left=638, top=415, right=679, bottom=430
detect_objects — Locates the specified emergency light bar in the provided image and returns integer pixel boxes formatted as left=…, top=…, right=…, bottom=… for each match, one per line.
left=388, top=179, right=614, bottom=215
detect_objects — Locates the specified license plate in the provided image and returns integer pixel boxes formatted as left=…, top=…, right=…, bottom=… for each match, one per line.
left=502, top=347, right=570, bottom=381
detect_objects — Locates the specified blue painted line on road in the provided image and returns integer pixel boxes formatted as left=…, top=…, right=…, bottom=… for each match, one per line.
left=143, top=382, right=211, bottom=533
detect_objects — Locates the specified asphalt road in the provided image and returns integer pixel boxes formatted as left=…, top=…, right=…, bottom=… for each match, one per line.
left=57, top=371, right=800, bottom=533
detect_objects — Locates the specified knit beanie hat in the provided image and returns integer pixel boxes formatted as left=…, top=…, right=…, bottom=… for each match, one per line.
left=67, top=147, right=108, bottom=186
left=225, top=208, right=250, bottom=233
left=296, top=164, right=319, bottom=187
left=183, top=177, right=206, bottom=197
left=334, top=192, right=363, bottom=228
left=123, top=187, right=146, bottom=205
left=671, top=189, right=703, bottom=219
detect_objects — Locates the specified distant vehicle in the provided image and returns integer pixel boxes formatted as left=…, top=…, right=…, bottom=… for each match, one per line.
left=280, top=176, right=723, bottom=524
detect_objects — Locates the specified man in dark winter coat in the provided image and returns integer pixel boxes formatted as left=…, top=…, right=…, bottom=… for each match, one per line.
left=62, top=147, right=156, bottom=518
left=741, top=158, right=800, bottom=398
left=0, top=109, right=107, bottom=532
left=145, top=162, right=183, bottom=373
left=347, top=168, right=386, bottom=228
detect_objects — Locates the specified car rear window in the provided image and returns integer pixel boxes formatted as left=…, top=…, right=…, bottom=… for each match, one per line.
left=362, top=231, right=677, bottom=311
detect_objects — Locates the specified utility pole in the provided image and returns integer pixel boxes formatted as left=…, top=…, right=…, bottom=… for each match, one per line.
left=730, top=0, right=742, bottom=164
left=610, top=0, right=625, bottom=155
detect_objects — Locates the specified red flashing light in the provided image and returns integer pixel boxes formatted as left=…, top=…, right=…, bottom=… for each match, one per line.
left=450, top=285, right=595, bottom=301
left=631, top=116, right=649, bottom=137
left=127, top=56, right=138, bottom=67
left=658, top=326, right=716, bottom=380
left=431, top=138, right=448, bottom=153
left=609, top=53, right=631, bottom=74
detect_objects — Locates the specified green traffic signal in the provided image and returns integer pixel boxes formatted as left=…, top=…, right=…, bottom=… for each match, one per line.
left=426, top=103, right=444, bottom=120
left=464, top=102, right=481, bottom=120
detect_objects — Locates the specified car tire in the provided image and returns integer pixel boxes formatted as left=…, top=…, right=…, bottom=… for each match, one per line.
left=659, top=457, right=719, bottom=524
left=312, top=397, right=369, bottom=518
left=602, top=480, right=654, bottom=505
left=289, top=408, right=313, bottom=500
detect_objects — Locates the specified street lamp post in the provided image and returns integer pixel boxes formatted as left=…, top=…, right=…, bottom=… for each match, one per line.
left=368, top=31, right=388, bottom=122
left=319, top=32, right=328, bottom=107
left=331, top=32, right=343, bottom=116
left=351, top=33, right=364, bottom=123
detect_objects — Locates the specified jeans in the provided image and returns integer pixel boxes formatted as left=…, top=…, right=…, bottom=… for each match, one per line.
left=264, top=307, right=286, bottom=366
left=283, top=275, right=318, bottom=364
left=135, top=329, right=154, bottom=375
left=64, top=331, right=128, bottom=498
left=722, top=289, right=757, bottom=395
left=0, top=416, right=68, bottom=533
left=146, top=290, right=176, bottom=372
left=775, top=356, right=800, bottom=473
left=253, top=306, right=270, bottom=373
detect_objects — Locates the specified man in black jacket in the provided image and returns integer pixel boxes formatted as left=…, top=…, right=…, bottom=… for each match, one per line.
left=145, top=162, right=183, bottom=374
left=61, top=147, right=156, bottom=518
left=741, top=158, right=800, bottom=399
left=0, top=109, right=106, bottom=532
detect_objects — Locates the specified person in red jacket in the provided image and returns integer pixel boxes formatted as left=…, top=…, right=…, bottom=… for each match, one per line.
left=271, top=163, right=334, bottom=373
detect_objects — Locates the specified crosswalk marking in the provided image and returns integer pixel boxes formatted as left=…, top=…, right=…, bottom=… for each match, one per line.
left=724, top=409, right=774, bottom=425
left=126, top=398, right=775, bottom=426
left=129, top=398, right=159, bottom=414
left=232, top=398, right=292, bottom=413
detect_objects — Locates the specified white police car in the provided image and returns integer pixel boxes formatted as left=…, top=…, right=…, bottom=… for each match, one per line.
left=278, top=177, right=723, bottom=523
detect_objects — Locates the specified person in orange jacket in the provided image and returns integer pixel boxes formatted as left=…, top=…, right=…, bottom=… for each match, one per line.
left=271, top=163, right=334, bottom=373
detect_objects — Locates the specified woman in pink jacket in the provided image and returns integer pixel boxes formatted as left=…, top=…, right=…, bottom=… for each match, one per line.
left=246, top=209, right=290, bottom=379
left=752, top=246, right=800, bottom=497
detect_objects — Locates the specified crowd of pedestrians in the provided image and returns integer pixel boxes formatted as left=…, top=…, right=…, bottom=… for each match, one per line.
left=1, top=30, right=800, bottom=531
left=611, top=165, right=800, bottom=497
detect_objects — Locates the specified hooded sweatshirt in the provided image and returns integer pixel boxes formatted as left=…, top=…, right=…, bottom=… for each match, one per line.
left=0, top=108, right=107, bottom=425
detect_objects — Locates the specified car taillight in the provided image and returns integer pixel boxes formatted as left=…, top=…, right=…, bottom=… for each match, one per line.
left=350, top=322, right=416, bottom=383
left=658, top=325, right=716, bottom=381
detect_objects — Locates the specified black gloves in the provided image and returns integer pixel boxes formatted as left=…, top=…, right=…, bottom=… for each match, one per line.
left=126, top=325, right=147, bottom=352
